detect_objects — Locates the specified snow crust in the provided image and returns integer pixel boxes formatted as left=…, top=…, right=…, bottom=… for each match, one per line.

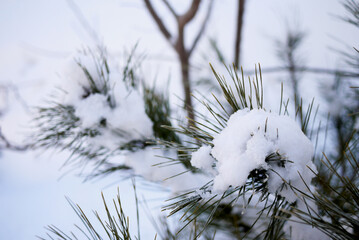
left=191, top=108, right=316, bottom=202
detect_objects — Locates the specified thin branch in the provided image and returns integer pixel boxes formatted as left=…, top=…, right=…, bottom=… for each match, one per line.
left=234, top=0, right=246, bottom=68
left=66, top=0, right=101, bottom=44
left=161, top=0, right=178, bottom=18
left=243, top=66, right=359, bottom=78
left=143, top=0, right=173, bottom=42
left=189, top=0, right=214, bottom=56
left=0, top=83, right=30, bottom=115
left=0, top=128, right=28, bottom=151
left=7, top=84, right=30, bottom=113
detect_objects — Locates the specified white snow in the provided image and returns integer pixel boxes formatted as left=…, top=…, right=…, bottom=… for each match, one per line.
left=60, top=51, right=153, bottom=149
left=74, top=93, right=111, bottom=128
left=107, top=86, right=153, bottom=141
left=61, top=54, right=98, bottom=105
left=190, top=145, right=217, bottom=176
left=191, top=108, right=316, bottom=203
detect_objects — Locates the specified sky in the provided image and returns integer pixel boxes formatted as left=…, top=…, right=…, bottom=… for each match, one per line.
left=0, top=0, right=358, bottom=239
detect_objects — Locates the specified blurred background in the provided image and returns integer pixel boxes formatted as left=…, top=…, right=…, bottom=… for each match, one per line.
left=0, top=0, right=358, bottom=239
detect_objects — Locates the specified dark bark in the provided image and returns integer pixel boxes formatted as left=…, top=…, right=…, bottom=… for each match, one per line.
left=143, top=0, right=172, bottom=41
left=179, top=52, right=194, bottom=121
left=234, top=0, right=246, bottom=68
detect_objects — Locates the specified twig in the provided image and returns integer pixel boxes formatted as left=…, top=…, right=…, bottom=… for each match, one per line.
left=189, top=0, right=214, bottom=56
left=66, top=0, right=101, bottom=44
left=161, top=0, right=178, bottom=18
left=243, top=66, right=359, bottom=78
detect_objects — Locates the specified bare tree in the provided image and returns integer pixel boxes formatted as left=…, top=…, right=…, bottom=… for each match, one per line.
left=143, top=0, right=214, bottom=124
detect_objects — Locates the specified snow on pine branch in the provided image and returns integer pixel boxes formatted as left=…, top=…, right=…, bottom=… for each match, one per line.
left=32, top=47, right=208, bottom=193
left=161, top=65, right=327, bottom=239
left=32, top=47, right=156, bottom=173
left=165, top=65, right=318, bottom=203
left=61, top=48, right=153, bottom=146
left=191, top=108, right=316, bottom=203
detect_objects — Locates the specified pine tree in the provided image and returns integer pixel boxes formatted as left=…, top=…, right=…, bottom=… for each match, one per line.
left=30, top=1, right=359, bottom=239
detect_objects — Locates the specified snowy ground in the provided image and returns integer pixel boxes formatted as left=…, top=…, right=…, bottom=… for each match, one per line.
left=0, top=0, right=358, bottom=239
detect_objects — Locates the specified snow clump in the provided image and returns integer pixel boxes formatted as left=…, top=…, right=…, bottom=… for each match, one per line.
left=191, top=108, right=316, bottom=202
left=60, top=52, right=153, bottom=149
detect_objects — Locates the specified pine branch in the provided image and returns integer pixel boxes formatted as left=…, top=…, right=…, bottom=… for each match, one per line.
left=341, top=0, right=359, bottom=29
left=31, top=47, right=157, bottom=179
left=39, top=190, right=140, bottom=240
left=158, top=64, right=307, bottom=238
left=288, top=150, right=359, bottom=240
